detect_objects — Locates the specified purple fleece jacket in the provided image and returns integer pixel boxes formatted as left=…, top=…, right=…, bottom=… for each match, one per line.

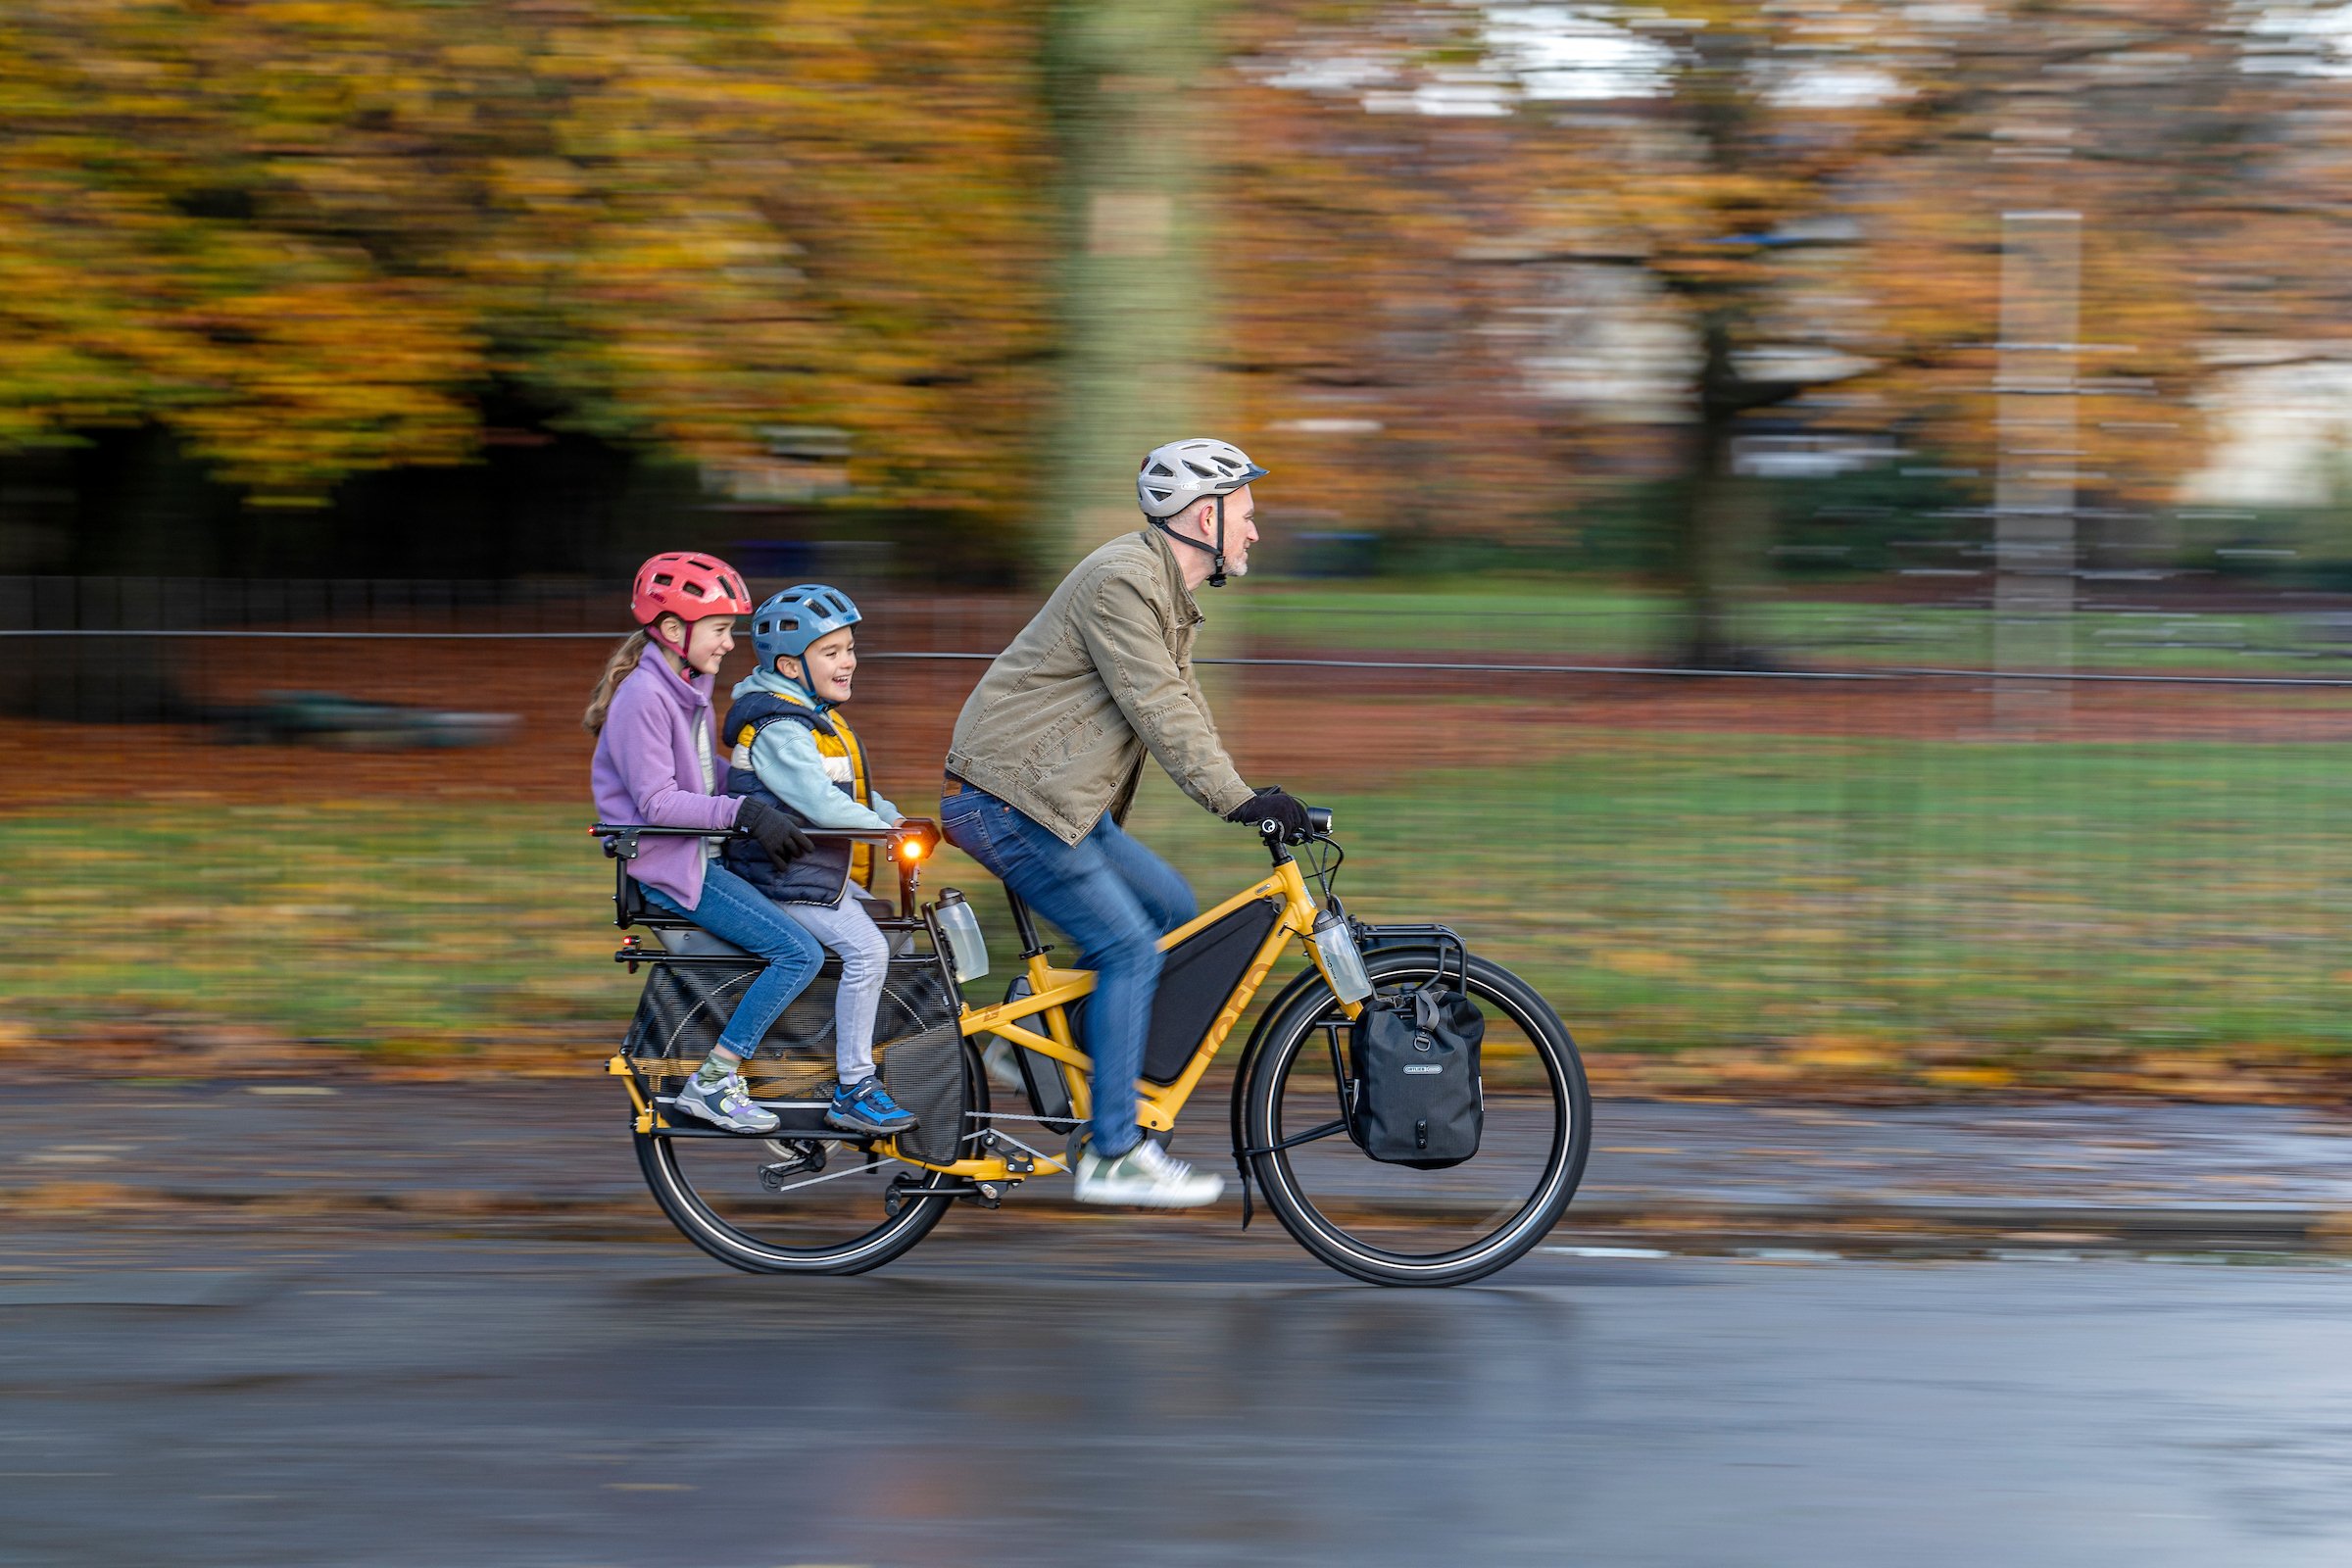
left=589, top=656, right=742, bottom=910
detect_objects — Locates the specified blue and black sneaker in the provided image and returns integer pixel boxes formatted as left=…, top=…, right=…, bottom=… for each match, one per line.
left=826, top=1077, right=919, bottom=1138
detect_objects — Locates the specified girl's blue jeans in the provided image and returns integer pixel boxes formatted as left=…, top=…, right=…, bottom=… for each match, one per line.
left=642, top=862, right=825, bottom=1059
left=940, top=785, right=1196, bottom=1158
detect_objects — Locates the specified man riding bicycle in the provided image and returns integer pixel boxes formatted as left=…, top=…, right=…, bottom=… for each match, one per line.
left=940, top=438, right=1312, bottom=1208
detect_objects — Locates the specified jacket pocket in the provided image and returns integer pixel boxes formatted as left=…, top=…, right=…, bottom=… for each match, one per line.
left=1021, top=702, right=1109, bottom=774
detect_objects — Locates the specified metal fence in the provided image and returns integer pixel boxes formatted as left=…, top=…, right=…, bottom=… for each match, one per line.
left=4, top=574, right=2349, bottom=1076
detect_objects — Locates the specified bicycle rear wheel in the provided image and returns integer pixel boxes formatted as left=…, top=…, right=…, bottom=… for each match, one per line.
left=1238, top=947, right=1590, bottom=1287
left=631, top=1034, right=985, bottom=1275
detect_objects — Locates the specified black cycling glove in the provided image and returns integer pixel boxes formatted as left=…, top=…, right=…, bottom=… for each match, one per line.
left=1225, top=786, right=1311, bottom=841
left=734, top=797, right=815, bottom=863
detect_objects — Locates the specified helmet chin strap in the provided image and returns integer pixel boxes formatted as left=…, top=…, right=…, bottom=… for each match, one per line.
left=649, top=621, right=700, bottom=684
left=1153, top=494, right=1229, bottom=588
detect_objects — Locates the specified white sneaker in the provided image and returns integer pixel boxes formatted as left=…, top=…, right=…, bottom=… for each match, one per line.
left=1073, top=1138, right=1225, bottom=1208
left=668, top=1071, right=779, bottom=1135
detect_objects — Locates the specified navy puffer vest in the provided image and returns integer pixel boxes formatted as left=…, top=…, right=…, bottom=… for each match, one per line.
left=717, top=690, right=867, bottom=906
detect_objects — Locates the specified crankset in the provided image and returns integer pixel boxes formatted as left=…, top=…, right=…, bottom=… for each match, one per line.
left=758, top=1139, right=828, bottom=1188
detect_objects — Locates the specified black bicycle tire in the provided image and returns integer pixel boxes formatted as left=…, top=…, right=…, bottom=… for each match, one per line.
left=631, top=1032, right=986, bottom=1276
left=1239, top=948, right=1591, bottom=1287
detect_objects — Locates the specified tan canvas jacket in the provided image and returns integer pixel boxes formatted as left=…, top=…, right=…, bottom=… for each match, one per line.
left=946, top=527, right=1254, bottom=845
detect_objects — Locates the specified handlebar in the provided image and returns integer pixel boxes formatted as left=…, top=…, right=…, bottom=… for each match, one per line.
left=592, top=818, right=940, bottom=862
left=591, top=823, right=920, bottom=843
left=593, top=819, right=943, bottom=927
left=1253, top=805, right=1335, bottom=844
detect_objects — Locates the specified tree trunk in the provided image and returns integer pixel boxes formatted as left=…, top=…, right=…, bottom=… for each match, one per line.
left=1039, top=0, right=1220, bottom=572
left=1667, top=320, right=1768, bottom=670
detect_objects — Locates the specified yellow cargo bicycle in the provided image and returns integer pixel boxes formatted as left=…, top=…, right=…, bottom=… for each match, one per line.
left=598, top=808, right=1590, bottom=1287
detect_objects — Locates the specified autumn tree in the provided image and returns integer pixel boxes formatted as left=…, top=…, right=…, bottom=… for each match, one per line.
left=1217, top=1, right=2352, bottom=663
left=0, top=0, right=1053, bottom=517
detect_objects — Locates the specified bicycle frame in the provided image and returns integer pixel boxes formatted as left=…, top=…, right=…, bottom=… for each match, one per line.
left=602, top=824, right=1364, bottom=1189
left=900, top=850, right=1357, bottom=1183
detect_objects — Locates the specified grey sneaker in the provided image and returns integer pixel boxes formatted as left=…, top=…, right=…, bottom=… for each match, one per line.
left=669, top=1071, right=779, bottom=1135
left=1073, top=1138, right=1224, bottom=1208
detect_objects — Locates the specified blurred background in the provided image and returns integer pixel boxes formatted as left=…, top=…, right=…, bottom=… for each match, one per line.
left=9, top=0, right=2352, bottom=1098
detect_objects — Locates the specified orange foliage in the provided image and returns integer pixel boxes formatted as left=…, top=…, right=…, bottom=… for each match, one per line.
left=0, top=0, right=1052, bottom=507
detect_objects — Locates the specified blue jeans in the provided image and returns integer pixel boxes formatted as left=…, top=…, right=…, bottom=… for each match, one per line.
left=642, top=863, right=825, bottom=1059
left=940, top=785, right=1196, bottom=1157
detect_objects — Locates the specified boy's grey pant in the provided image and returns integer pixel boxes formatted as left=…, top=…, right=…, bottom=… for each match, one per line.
left=781, top=887, right=893, bottom=1085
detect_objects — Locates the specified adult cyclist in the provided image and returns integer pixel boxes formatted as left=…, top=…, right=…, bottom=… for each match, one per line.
left=940, top=439, right=1311, bottom=1207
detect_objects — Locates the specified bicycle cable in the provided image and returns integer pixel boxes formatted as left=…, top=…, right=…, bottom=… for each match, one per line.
left=1298, top=831, right=1345, bottom=907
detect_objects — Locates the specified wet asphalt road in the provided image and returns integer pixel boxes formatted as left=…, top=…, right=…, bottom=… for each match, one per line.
left=3, top=1225, right=2350, bottom=1567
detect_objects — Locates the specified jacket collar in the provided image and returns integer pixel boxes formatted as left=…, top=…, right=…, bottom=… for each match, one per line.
left=1141, top=526, right=1204, bottom=627
left=733, top=665, right=829, bottom=713
left=631, top=650, right=715, bottom=710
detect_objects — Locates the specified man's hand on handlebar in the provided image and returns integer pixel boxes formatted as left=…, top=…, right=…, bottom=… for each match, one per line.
left=1226, top=786, right=1313, bottom=843
left=734, top=797, right=815, bottom=863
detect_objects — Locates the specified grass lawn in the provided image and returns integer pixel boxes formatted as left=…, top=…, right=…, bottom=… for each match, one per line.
left=1225, top=577, right=2352, bottom=675
left=10, top=728, right=2351, bottom=1075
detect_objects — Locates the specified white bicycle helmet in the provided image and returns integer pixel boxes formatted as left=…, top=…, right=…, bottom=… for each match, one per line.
left=1137, top=438, right=1267, bottom=518
left=1137, top=438, right=1267, bottom=587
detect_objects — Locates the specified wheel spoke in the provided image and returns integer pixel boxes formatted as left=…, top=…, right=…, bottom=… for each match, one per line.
left=1243, top=952, right=1590, bottom=1286
left=634, top=1032, right=986, bottom=1274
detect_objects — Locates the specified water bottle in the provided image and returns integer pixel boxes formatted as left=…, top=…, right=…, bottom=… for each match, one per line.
left=1311, top=906, right=1373, bottom=1004
left=933, top=888, right=990, bottom=984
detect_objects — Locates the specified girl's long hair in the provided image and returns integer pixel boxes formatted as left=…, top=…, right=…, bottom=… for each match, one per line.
left=582, top=630, right=650, bottom=735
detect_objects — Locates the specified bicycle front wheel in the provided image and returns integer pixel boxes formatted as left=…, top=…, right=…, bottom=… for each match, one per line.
left=1238, top=947, right=1590, bottom=1287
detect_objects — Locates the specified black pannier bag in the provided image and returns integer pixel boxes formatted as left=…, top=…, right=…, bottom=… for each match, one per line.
left=623, top=956, right=966, bottom=1163
left=1348, top=985, right=1485, bottom=1168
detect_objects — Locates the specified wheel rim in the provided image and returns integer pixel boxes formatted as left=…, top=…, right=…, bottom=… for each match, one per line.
left=642, top=1131, right=946, bottom=1270
left=1251, top=960, right=1580, bottom=1278
left=634, top=1037, right=976, bottom=1270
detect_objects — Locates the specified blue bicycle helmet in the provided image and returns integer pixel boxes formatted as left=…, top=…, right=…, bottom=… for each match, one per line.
left=751, top=584, right=862, bottom=674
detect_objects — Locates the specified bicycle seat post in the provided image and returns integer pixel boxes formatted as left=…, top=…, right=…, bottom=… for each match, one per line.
left=1004, top=889, right=1049, bottom=959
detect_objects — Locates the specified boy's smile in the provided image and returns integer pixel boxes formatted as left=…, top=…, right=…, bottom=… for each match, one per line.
left=787, top=626, right=858, bottom=704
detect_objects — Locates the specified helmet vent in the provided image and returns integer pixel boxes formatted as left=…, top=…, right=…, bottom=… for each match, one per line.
left=651, top=573, right=673, bottom=588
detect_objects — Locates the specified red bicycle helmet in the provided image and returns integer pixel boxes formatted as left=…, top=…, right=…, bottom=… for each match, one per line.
left=631, top=552, right=752, bottom=629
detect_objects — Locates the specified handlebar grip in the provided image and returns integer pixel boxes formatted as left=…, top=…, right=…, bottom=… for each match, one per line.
left=1255, top=805, right=1334, bottom=842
